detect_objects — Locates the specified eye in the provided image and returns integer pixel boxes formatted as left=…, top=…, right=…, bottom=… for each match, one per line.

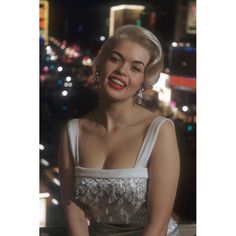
left=131, top=65, right=142, bottom=73
left=109, top=54, right=121, bottom=64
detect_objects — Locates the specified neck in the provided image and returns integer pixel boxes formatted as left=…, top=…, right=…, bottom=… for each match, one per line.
left=94, top=98, right=138, bottom=131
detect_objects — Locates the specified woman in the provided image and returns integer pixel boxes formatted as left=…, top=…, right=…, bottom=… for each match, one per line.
left=58, top=25, right=180, bottom=236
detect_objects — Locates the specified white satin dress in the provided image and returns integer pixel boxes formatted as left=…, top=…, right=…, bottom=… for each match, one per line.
left=67, top=116, right=179, bottom=236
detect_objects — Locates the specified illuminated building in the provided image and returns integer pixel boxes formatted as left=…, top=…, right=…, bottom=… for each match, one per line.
left=109, top=5, right=145, bottom=36
left=40, top=0, right=49, bottom=45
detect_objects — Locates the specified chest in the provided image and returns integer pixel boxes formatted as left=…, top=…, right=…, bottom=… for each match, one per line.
left=78, top=125, right=147, bottom=169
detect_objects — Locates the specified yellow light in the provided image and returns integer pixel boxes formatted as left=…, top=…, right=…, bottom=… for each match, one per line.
left=109, top=5, right=145, bottom=36
left=65, top=47, right=70, bottom=54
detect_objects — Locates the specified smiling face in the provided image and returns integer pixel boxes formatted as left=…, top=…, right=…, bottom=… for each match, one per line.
left=98, top=40, right=150, bottom=103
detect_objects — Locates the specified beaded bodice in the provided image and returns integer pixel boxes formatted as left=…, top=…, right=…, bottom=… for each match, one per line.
left=75, top=173, right=148, bottom=225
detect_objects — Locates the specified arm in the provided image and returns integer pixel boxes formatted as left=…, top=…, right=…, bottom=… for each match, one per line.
left=142, top=120, right=180, bottom=236
left=58, top=125, right=89, bottom=236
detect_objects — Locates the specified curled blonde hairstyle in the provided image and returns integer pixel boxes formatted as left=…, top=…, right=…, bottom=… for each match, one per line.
left=95, top=25, right=164, bottom=89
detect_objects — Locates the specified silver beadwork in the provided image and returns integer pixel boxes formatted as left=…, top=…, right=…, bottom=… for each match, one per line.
left=95, top=71, right=100, bottom=84
left=74, top=176, right=148, bottom=225
left=137, top=87, right=144, bottom=104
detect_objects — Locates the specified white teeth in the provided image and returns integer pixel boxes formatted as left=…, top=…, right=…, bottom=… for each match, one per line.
left=110, top=78, right=126, bottom=87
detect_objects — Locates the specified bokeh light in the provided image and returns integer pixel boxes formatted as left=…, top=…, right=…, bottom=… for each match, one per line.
left=57, top=66, right=63, bottom=72
left=62, top=90, right=68, bottom=96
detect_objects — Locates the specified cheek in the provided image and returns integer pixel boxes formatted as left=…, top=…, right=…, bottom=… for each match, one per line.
left=102, top=61, right=115, bottom=77
left=132, top=74, right=145, bottom=87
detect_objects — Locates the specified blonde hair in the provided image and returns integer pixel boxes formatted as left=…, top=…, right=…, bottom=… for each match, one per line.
left=95, top=25, right=164, bottom=89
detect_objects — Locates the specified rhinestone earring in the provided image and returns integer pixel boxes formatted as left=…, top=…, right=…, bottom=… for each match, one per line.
left=95, top=71, right=100, bottom=84
left=137, top=87, right=144, bottom=105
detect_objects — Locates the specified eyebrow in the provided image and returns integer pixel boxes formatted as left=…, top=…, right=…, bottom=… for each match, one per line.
left=111, top=51, right=145, bottom=67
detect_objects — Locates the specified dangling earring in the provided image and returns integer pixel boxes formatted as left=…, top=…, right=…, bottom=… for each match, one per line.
left=95, top=71, right=100, bottom=84
left=137, top=87, right=144, bottom=105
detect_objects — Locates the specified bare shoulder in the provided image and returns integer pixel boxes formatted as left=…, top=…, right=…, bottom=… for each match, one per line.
left=150, top=116, right=179, bottom=164
left=158, top=117, right=176, bottom=137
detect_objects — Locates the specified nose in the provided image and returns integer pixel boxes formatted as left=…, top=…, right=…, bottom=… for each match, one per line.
left=115, top=63, right=128, bottom=76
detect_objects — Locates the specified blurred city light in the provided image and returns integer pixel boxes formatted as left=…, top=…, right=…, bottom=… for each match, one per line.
left=187, top=124, right=193, bottom=132
left=57, top=66, right=63, bottom=72
left=82, top=56, right=92, bottom=65
left=40, top=158, right=49, bottom=167
left=40, top=197, right=47, bottom=227
left=62, top=90, right=68, bottom=96
left=172, top=42, right=178, bottom=47
left=53, top=167, right=59, bottom=174
left=40, top=75, right=46, bottom=81
left=68, top=82, right=73, bottom=87
left=186, top=42, right=191, bottom=47
left=65, top=76, right=72, bottom=82
left=39, top=192, right=50, bottom=198
left=50, top=55, right=57, bottom=61
left=109, top=5, right=145, bottom=36
left=46, top=46, right=51, bottom=52
left=73, top=52, right=79, bottom=57
left=56, top=79, right=63, bottom=85
left=182, top=105, right=189, bottom=112
left=65, top=47, right=70, bottom=54
left=170, top=101, right=176, bottom=108
left=51, top=198, right=59, bottom=205
left=39, top=144, right=45, bottom=150
left=43, top=66, right=49, bottom=73
left=50, top=65, right=55, bottom=70
left=153, top=73, right=171, bottom=105
left=52, top=178, right=60, bottom=186
left=100, top=36, right=106, bottom=41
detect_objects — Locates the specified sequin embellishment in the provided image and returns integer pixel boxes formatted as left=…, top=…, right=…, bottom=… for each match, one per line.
left=75, top=176, right=148, bottom=225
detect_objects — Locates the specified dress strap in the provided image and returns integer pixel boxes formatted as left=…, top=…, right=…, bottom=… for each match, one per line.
left=135, top=116, right=175, bottom=168
left=67, top=118, right=79, bottom=165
